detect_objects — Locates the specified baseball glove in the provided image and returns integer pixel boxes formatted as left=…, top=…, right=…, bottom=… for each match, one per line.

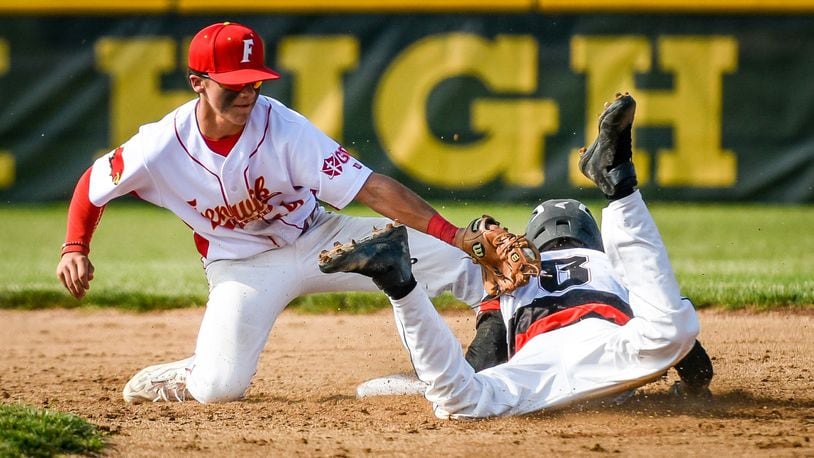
left=458, top=215, right=541, bottom=296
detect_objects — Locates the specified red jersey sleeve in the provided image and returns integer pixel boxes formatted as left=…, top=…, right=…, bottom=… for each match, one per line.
left=61, top=168, right=105, bottom=256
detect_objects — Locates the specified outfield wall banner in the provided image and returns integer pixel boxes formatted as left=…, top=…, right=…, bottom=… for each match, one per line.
left=0, top=14, right=812, bottom=203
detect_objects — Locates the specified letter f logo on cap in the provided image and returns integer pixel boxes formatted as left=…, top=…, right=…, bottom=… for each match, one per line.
left=242, top=39, right=254, bottom=63
left=188, top=22, right=280, bottom=85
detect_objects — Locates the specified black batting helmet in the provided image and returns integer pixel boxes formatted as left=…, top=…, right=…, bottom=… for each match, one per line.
left=525, top=199, right=603, bottom=252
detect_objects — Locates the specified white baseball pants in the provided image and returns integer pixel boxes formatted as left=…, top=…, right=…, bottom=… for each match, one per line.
left=390, top=191, right=700, bottom=418
left=185, top=209, right=484, bottom=403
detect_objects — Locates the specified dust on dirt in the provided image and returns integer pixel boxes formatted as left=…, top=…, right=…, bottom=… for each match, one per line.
left=2, top=308, right=812, bottom=457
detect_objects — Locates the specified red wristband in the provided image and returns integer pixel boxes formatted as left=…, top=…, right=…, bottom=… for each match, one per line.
left=427, top=214, right=459, bottom=246
left=61, top=241, right=90, bottom=256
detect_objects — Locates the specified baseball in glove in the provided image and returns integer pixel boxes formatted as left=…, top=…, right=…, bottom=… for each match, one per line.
left=456, top=215, right=542, bottom=296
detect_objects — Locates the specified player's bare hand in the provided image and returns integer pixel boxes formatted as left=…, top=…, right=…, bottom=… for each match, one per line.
left=56, top=252, right=95, bottom=299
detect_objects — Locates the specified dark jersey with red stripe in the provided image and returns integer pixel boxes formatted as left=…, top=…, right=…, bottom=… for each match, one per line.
left=499, top=247, right=633, bottom=356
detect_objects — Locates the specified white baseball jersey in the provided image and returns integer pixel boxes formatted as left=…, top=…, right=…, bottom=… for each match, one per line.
left=87, top=95, right=371, bottom=264
left=71, top=92, right=487, bottom=404
left=386, top=191, right=700, bottom=418
left=500, top=247, right=632, bottom=356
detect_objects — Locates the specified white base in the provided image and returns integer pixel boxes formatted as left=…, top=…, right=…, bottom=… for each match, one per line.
left=355, top=374, right=428, bottom=398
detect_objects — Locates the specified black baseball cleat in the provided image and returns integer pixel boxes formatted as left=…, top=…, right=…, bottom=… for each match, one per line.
left=579, top=93, right=638, bottom=200
left=318, top=224, right=415, bottom=298
left=672, top=340, right=714, bottom=399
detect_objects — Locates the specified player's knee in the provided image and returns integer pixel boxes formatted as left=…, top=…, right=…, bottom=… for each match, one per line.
left=190, top=382, right=249, bottom=404
left=187, top=370, right=252, bottom=404
left=427, top=374, right=502, bottom=419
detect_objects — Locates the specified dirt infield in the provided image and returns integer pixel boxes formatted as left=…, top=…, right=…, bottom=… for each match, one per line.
left=2, top=308, right=812, bottom=457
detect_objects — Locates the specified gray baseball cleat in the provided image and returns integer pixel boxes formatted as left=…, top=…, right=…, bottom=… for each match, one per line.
left=123, top=356, right=194, bottom=403
left=579, top=93, right=638, bottom=199
left=318, top=224, right=414, bottom=294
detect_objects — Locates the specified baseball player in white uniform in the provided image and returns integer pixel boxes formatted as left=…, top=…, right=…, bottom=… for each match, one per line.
left=320, top=93, right=702, bottom=418
left=55, top=22, right=485, bottom=403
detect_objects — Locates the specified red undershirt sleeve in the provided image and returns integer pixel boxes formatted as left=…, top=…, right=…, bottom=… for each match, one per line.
left=61, top=168, right=105, bottom=256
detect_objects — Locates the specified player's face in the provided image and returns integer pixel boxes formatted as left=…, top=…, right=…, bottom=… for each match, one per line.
left=208, top=81, right=261, bottom=124
left=192, top=75, right=262, bottom=131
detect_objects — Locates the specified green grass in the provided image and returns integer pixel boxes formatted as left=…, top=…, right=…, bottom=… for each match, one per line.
left=654, top=202, right=814, bottom=310
left=1, top=200, right=812, bottom=311
left=0, top=404, right=106, bottom=457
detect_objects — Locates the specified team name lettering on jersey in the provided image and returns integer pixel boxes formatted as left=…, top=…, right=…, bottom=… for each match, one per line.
left=194, top=176, right=283, bottom=230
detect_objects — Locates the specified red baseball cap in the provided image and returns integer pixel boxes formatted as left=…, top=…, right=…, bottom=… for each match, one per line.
left=188, top=22, right=280, bottom=85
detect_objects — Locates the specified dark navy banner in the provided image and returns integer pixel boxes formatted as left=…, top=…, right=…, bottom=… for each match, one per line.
left=0, top=14, right=812, bottom=203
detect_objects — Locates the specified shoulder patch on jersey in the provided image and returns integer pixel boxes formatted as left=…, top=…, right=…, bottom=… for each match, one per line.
left=321, top=146, right=353, bottom=179
left=109, top=146, right=125, bottom=185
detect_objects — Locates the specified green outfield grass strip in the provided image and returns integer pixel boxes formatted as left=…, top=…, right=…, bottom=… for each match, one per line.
left=0, top=289, right=206, bottom=311
left=2, top=201, right=812, bottom=312
left=0, top=404, right=106, bottom=457
left=0, top=289, right=468, bottom=313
